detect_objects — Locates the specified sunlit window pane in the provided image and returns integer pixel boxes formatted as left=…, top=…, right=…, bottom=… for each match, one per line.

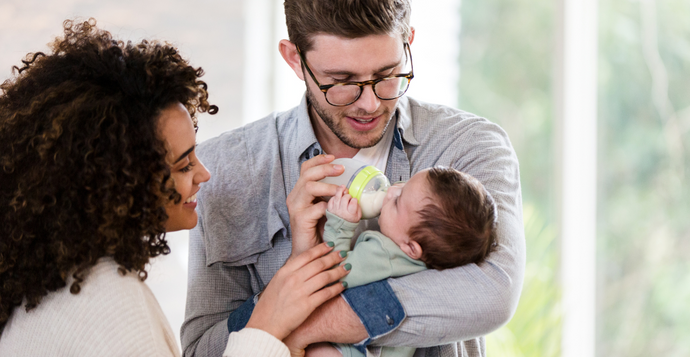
left=598, top=0, right=690, bottom=355
left=458, top=1, right=561, bottom=354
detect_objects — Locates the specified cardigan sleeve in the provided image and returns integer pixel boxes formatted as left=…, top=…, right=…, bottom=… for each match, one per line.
left=223, top=328, right=290, bottom=357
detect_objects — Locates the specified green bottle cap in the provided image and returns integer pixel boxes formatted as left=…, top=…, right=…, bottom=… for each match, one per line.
left=348, top=165, right=384, bottom=200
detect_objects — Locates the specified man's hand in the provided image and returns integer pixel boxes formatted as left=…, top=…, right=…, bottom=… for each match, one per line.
left=287, top=154, right=344, bottom=259
left=327, top=185, right=362, bottom=223
left=283, top=295, right=368, bottom=353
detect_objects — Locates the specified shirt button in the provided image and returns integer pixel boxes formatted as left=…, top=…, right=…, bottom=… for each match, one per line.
left=312, top=148, right=320, bottom=157
left=386, top=315, right=394, bottom=325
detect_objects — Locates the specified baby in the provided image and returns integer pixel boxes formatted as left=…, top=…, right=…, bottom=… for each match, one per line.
left=308, top=166, right=499, bottom=357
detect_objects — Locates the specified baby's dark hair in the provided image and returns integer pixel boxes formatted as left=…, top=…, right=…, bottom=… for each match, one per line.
left=409, top=167, right=498, bottom=270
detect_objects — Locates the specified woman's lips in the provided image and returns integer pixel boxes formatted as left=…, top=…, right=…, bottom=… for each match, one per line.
left=184, top=193, right=197, bottom=204
left=183, top=193, right=197, bottom=208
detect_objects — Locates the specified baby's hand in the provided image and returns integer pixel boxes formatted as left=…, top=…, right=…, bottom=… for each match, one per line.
left=327, top=185, right=362, bottom=223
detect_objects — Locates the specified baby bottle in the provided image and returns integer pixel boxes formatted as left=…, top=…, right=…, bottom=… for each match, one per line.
left=319, top=158, right=391, bottom=219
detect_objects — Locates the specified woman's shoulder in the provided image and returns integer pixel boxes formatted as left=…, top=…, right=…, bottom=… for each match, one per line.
left=79, top=257, right=148, bottom=297
left=0, top=258, right=179, bottom=357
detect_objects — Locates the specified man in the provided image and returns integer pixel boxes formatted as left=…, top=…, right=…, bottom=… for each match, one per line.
left=181, top=1, right=525, bottom=356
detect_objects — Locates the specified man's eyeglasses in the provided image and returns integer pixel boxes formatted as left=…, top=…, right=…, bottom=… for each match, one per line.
left=297, top=43, right=414, bottom=107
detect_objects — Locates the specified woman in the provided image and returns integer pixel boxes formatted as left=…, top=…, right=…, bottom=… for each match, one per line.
left=0, top=19, right=348, bottom=356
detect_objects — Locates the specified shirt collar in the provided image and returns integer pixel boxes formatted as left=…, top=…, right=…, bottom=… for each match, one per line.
left=293, top=95, right=321, bottom=158
left=394, top=96, right=420, bottom=147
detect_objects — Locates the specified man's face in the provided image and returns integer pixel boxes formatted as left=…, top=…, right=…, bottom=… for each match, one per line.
left=302, top=33, right=409, bottom=149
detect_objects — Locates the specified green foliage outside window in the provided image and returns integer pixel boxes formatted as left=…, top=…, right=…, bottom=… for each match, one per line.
left=459, top=0, right=690, bottom=355
left=457, top=1, right=560, bottom=355
left=487, top=205, right=561, bottom=357
left=598, top=0, right=690, bottom=355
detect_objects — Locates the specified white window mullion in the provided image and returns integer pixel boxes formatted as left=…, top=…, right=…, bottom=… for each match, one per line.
left=558, top=1, right=598, bottom=357
left=242, top=0, right=277, bottom=124
left=406, top=0, right=461, bottom=108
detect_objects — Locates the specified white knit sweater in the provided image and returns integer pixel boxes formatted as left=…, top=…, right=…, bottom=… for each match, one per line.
left=0, top=258, right=290, bottom=357
left=0, top=258, right=179, bottom=357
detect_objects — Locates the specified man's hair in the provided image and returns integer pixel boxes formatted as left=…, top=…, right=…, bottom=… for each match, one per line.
left=409, top=167, right=498, bottom=270
left=0, top=18, right=216, bottom=331
left=284, top=0, right=412, bottom=52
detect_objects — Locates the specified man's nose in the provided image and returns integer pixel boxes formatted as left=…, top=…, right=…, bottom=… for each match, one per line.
left=354, top=84, right=380, bottom=113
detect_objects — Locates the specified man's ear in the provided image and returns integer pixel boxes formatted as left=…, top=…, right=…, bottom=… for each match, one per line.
left=278, top=39, right=305, bottom=81
left=408, top=27, right=415, bottom=45
left=402, top=240, right=423, bottom=260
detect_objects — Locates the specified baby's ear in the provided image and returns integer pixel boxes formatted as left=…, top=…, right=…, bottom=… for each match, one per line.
left=403, top=240, right=423, bottom=260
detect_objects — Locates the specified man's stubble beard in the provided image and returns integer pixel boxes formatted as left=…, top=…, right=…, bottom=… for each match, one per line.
left=305, top=85, right=393, bottom=150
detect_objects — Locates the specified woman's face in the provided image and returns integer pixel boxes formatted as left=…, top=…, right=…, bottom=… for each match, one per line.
left=159, top=102, right=211, bottom=232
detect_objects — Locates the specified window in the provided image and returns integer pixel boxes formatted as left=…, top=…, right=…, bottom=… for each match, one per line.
left=458, top=0, right=562, bottom=355
left=3, top=1, right=687, bottom=355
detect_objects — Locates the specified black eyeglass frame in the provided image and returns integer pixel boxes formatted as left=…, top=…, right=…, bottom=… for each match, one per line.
left=296, top=42, right=414, bottom=107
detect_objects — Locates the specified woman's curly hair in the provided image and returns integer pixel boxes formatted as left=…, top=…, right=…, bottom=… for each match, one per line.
left=0, top=19, right=217, bottom=330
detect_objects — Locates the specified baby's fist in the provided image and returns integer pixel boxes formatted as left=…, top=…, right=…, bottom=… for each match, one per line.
left=328, top=186, right=361, bottom=223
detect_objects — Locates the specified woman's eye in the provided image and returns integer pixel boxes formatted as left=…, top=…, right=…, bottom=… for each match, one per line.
left=180, top=162, right=195, bottom=173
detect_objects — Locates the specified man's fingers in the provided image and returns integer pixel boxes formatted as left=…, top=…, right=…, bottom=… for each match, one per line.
left=298, top=155, right=345, bottom=182
left=303, top=181, right=340, bottom=200
left=292, top=200, right=328, bottom=226
left=288, top=156, right=344, bottom=216
left=299, top=154, right=336, bottom=175
left=309, top=200, right=328, bottom=217
left=300, top=162, right=345, bottom=184
left=288, top=158, right=341, bottom=206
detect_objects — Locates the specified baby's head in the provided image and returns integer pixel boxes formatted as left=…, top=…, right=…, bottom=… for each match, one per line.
left=378, top=167, right=497, bottom=269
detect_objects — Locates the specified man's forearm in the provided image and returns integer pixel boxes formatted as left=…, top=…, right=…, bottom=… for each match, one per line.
left=373, top=254, right=521, bottom=347
left=284, top=295, right=368, bottom=349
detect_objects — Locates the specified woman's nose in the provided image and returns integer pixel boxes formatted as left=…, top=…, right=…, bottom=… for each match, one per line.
left=196, top=159, right=211, bottom=184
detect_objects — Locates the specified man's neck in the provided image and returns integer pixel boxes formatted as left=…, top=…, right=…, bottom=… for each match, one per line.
left=309, top=106, right=359, bottom=159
